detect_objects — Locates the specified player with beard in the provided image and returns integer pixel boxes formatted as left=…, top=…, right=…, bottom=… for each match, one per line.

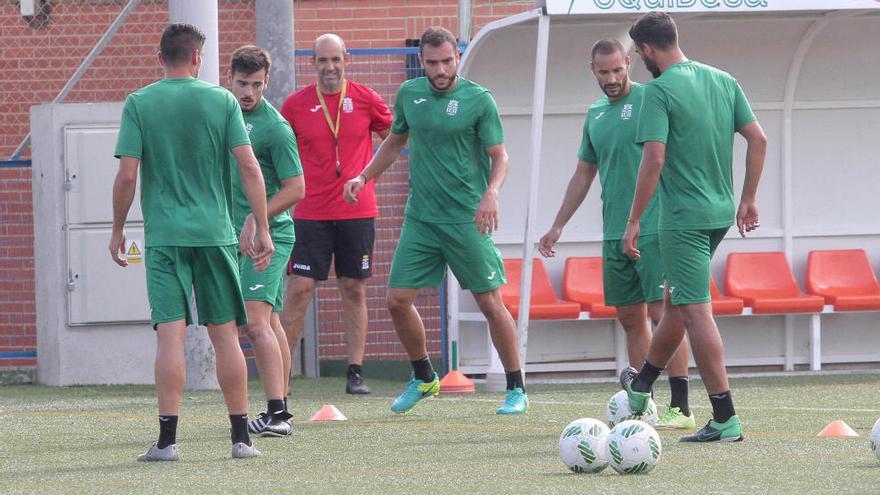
left=344, top=26, right=528, bottom=415
left=538, top=39, right=694, bottom=430
left=619, top=12, right=767, bottom=443
left=227, top=45, right=304, bottom=437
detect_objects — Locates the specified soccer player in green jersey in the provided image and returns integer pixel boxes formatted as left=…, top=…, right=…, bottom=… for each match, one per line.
left=619, top=12, right=767, bottom=443
left=538, top=38, right=694, bottom=430
left=110, top=24, right=274, bottom=460
left=344, top=26, right=528, bottom=415
left=227, top=46, right=305, bottom=437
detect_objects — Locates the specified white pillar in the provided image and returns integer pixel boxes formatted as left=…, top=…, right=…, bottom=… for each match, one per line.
left=170, top=0, right=221, bottom=389
left=256, top=0, right=296, bottom=109
left=169, top=0, right=219, bottom=85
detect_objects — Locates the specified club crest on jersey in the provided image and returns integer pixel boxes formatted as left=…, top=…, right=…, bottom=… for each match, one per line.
left=343, top=97, right=354, bottom=113
left=621, top=104, right=633, bottom=120
left=245, top=122, right=254, bottom=134
left=446, top=99, right=459, bottom=116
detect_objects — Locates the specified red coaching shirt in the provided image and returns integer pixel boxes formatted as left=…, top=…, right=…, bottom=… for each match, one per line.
left=281, top=81, right=392, bottom=220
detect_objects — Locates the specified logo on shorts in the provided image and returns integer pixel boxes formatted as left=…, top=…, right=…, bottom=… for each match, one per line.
left=249, top=284, right=264, bottom=291
left=292, top=263, right=311, bottom=271
left=361, top=255, right=370, bottom=270
left=487, top=271, right=497, bottom=280
left=343, top=97, right=353, bottom=113
left=446, top=100, right=459, bottom=116
left=621, top=104, right=633, bottom=120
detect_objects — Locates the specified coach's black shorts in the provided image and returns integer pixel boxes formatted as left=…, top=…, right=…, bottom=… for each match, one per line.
left=288, top=218, right=375, bottom=280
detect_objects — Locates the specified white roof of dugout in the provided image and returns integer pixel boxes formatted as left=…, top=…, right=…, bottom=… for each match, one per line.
left=452, top=0, right=880, bottom=369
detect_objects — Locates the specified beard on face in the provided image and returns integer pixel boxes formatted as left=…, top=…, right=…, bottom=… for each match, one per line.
left=642, top=55, right=661, bottom=79
left=428, top=73, right=453, bottom=91
left=602, top=82, right=622, bottom=97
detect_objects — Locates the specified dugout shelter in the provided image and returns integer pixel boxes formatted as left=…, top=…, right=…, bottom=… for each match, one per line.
left=449, top=0, right=880, bottom=382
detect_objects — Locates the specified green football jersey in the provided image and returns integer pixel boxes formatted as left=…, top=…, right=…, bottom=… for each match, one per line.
left=391, top=77, right=504, bottom=223
left=579, top=82, right=658, bottom=240
left=231, top=99, right=303, bottom=243
left=636, top=61, right=756, bottom=230
left=115, top=77, right=250, bottom=247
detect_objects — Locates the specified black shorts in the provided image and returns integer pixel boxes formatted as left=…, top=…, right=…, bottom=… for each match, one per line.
left=288, top=218, right=375, bottom=280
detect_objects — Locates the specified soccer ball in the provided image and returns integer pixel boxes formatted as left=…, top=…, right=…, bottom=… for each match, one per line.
left=606, top=390, right=658, bottom=427
left=870, top=418, right=880, bottom=462
left=605, top=419, right=662, bottom=475
left=559, top=417, right=611, bottom=473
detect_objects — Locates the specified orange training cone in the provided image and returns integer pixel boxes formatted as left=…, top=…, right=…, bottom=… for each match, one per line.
left=310, top=404, right=348, bottom=421
left=439, top=370, right=476, bottom=394
left=817, top=420, right=859, bottom=437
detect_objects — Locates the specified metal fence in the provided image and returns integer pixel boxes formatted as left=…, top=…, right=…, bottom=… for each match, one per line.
left=0, top=0, right=537, bottom=375
left=293, top=48, right=444, bottom=366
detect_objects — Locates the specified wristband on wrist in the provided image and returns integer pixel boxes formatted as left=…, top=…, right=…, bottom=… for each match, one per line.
left=358, top=173, right=368, bottom=183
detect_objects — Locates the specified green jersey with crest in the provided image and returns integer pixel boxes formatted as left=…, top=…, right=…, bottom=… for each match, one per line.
left=579, top=82, right=658, bottom=240
left=391, top=77, right=504, bottom=223
left=231, top=100, right=303, bottom=243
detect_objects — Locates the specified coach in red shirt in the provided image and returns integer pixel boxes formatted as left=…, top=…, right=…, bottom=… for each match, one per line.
left=280, top=33, right=392, bottom=395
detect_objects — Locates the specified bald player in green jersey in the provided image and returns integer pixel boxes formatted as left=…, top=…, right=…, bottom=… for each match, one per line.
left=619, top=12, right=767, bottom=443
left=344, top=26, right=528, bottom=415
left=111, top=23, right=273, bottom=460
left=226, top=45, right=305, bottom=438
left=538, top=38, right=694, bottom=430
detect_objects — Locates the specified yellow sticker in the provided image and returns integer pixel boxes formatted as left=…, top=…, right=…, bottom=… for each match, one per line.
left=125, top=240, right=143, bottom=265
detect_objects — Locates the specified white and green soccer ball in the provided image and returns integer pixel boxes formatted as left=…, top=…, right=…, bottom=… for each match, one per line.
left=559, top=417, right=611, bottom=473
left=605, top=419, right=662, bottom=475
left=870, top=418, right=880, bottom=462
left=606, top=389, right=658, bottom=427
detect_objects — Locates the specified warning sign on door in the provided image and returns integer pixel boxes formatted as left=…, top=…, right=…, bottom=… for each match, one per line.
left=125, top=240, right=143, bottom=264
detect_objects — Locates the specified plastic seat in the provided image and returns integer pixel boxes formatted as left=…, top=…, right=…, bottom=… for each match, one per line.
left=725, top=252, right=824, bottom=314
left=499, top=259, right=581, bottom=320
left=561, top=257, right=617, bottom=318
left=710, top=277, right=745, bottom=315
left=806, top=249, right=880, bottom=311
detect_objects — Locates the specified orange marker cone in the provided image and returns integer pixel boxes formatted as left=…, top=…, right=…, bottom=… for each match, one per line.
left=817, top=420, right=859, bottom=437
left=439, top=370, right=476, bottom=394
left=310, top=404, right=347, bottom=421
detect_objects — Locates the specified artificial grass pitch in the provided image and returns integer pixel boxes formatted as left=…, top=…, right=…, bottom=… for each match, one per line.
left=2, top=373, right=880, bottom=494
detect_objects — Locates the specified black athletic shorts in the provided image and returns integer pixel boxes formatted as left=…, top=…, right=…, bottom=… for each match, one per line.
left=288, top=218, right=375, bottom=280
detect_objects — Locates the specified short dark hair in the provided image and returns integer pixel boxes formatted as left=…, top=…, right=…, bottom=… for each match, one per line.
left=629, top=12, right=678, bottom=50
left=590, top=38, right=627, bottom=62
left=419, top=26, right=457, bottom=55
left=230, top=45, right=272, bottom=76
left=160, top=23, right=206, bottom=67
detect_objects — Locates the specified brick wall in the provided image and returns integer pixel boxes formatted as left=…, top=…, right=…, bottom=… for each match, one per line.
left=0, top=0, right=531, bottom=370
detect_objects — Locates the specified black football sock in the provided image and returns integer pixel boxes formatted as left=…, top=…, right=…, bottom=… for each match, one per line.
left=157, top=415, right=178, bottom=449
left=347, top=363, right=363, bottom=377
left=267, top=399, right=285, bottom=416
left=709, top=391, right=736, bottom=424
left=505, top=369, right=525, bottom=392
left=230, top=414, right=250, bottom=445
left=668, top=376, right=690, bottom=416
left=632, top=360, right=663, bottom=393
left=411, top=356, right=435, bottom=383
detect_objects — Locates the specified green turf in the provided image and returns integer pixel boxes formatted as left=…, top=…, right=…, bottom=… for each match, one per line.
left=2, top=373, right=880, bottom=494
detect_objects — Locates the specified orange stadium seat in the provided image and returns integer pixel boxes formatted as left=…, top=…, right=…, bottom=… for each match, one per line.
left=710, top=277, right=745, bottom=315
left=725, top=252, right=825, bottom=314
left=499, top=259, right=581, bottom=320
left=561, top=257, right=617, bottom=318
left=805, top=249, right=880, bottom=311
